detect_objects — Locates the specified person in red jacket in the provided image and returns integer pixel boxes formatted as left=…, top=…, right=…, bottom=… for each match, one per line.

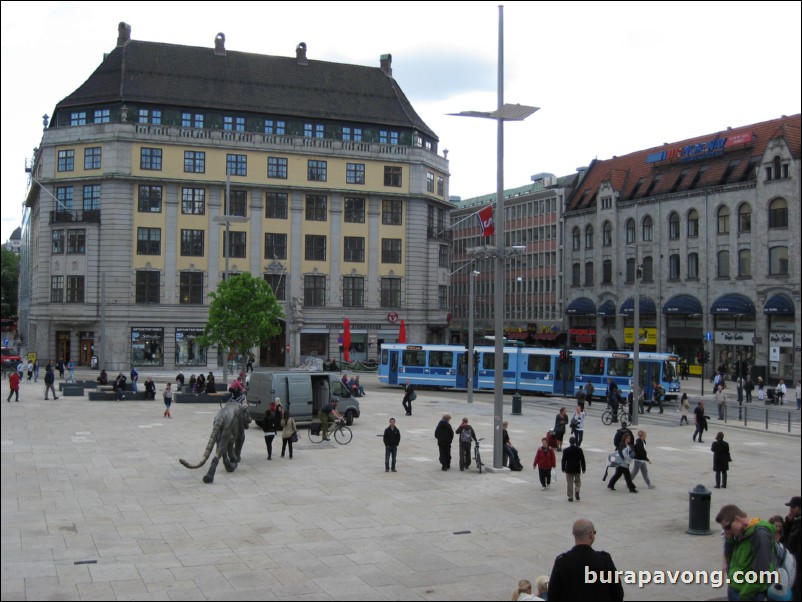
left=7, top=369, right=20, bottom=402
left=533, top=437, right=557, bottom=490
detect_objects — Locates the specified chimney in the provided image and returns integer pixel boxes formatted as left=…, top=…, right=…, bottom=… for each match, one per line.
left=117, top=22, right=131, bottom=47
left=296, top=42, right=308, bottom=65
left=380, top=53, right=392, bottom=76
left=214, top=33, right=226, bottom=56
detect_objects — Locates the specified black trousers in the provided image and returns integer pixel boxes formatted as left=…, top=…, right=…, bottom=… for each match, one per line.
left=608, top=466, right=637, bottom=491
left=459, top=441, right=472, bottom=469
left=438, top=443, right=452, bottom=469
left=402, top=396, right=412, bottom=415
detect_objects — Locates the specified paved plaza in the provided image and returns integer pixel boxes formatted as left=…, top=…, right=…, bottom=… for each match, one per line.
left=2, top=371, right=800, bottom=600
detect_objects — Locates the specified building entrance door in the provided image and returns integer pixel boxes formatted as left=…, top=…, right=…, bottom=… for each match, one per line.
left=56, top=331, right=71, bottom=363
left=80, top=339, right=94, bottom=365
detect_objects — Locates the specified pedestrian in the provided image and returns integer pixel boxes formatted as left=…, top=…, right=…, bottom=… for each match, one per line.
left=576, top=386, right=586, bottom=412
left=434, top=414, right=454, bottom=471
left=561, top=436, right=586, bottom=502
left=744, top=375, right=754, bottom=403
left=195, top=373, right=205, bottom=395
left=715, top=384, right=727, bottom=420
left=646, top=379, right=664, bottom=413
left=56, top=358, right=65, bottom=379
left=757, top=376, right=765, bottom=403
left=776, top=379, right=787, bottom=405
left=628, top=385, right=645, bottom=415
left=455, top=417, right=478, bottom=471
left=613, top=421, right=634, bottom=450
left=607, top=381, right=620, bottom=422
left=710, top=431, right=731, bottom=489
left=584, top=382, right=595, bottom=408
left=26, top=359, right=33, bottom=381
left=246, top=353, right=254, bottom=373
left=67, top=359, right=76, bottom=383
left=205, top=371, right=216, bottom=394
left=692, top=400, right=708, bottom=443
left=262, top=398, right=280, bottom=460
left=188, top=374, right=196, bottom=393
left=114, top=373, right=127, bottom=400
left=16, top=360, right=24, bottom=380
left=402, top=379, right=415, bottom=416
left=547, top=518, right=624, bottom=601
left=144, top=376, right=156, bottom=400
left=510, top=579, right=542, bottom=601
left=280, top=409, right=296, bottom=459
left=570, top=405, right=586, bottom=447
left=7, top=369, right=20, bottom=402
left=782, top=496, right=801, bottom=602
left=715, top=504, right=775, bottom=601
left=631, top=430, right=656, bottom=489
left=533, top=437, right=557, bottom=491
left=552, top=407, right=569, bottom=451
left=534, top=576, right=549, bottom=600
left=162, top=382, right=173, bottom=417
left=33, top=359, right=39, bottom=382
left=679, top=393, right=690, bottom=425
left=607, top=432, right=638, bottom=493
left=795, top=380, right=801, bottom=411
left=383, top=417, right=400, bottom=472
left=43, top=362, right=58, bottom=400
left=175, top=372, right=185, bottom=392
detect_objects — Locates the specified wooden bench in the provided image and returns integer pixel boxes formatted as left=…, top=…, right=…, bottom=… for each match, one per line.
left=175, top=392, right=232, bottom=404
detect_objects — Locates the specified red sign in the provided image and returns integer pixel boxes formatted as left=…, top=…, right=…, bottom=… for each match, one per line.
left=387, top=312, right=399, bottom=323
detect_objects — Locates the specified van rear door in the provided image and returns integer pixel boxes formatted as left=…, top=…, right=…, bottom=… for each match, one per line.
left=287, top=374, right=314, bottom=418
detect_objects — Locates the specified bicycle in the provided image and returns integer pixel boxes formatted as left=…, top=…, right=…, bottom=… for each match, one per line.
left=308, top=418, right=352, bottom=445
left=601, top=407, right=630, bottom=425
left=474, top=438, right=485, bottom=473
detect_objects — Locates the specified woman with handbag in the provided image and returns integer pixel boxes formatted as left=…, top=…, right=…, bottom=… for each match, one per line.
left=402, top=379, right=415, bottom=416
left=262, top=399, right=281, bottom=460
left=281, top=408, right=297, bottom=459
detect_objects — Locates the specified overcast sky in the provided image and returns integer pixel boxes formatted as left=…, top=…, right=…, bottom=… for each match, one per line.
left=2, top=1, right=800, bottom=244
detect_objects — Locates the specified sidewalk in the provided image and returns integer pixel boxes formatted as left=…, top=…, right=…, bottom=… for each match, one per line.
left=2, top=373, right=800, bottom=601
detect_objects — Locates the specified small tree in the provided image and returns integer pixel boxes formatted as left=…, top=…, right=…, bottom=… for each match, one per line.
left=1, top=247, right=20, bottom=317
left=199, top=273, right=284, bottom=376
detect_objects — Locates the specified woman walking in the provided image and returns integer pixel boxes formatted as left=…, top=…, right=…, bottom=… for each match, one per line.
left=711, top=431, right=732, bottom=489
left=679, top=393, right=690, bottom=425
left=533, top=437, right=557, bottom=491
left=280, top=409, right=296, bottom=459
left=163, top=382, right=173, bottom=418
left=262, top=398, right=281, bottom=460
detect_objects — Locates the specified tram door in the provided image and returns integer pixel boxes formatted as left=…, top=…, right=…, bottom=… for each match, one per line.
left=388, top=351, right=399, bottom=385
left=554, top=358, right=576, bottom=396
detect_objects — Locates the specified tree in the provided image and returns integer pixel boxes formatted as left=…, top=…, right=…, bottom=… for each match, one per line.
left=198, top=273, right=284, bottom=372
left=1, top=247, right=20, bottom=318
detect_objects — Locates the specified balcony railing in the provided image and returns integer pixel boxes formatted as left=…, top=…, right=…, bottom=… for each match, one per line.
left=427, top=227, right=452, bottom=241
left=49, top=209, right=101, bottom=224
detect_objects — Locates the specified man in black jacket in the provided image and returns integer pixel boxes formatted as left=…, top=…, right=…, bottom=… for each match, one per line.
left=383, top=417, right=401, bottom=472
left=548, top=518, right=624, bottom=601
left=561, top=436, right=586, bottom=502
left=434, top=414, right=454, bottom=471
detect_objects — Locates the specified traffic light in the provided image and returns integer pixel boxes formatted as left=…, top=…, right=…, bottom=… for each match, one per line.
left=566, top=349, right=573, bottom=362
left=696, top=351, right=703, bottom=363
left=559, top=349, right=566, bottom=362
left=703, top=350, right=710, bottom=364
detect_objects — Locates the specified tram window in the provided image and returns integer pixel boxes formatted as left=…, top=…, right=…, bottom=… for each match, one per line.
left=402, top=350, right=426, bottom=366
left=430, top=351, right=453, bottom=368
left=607, top=358, right=633, bottom=377
left=483, top=353, right=509, bottom=370
left=663, top=360, right=677, bottom=380
left=527, top=355, right=551, bottom=372
left=579, top=357, right=604, bottom=375
left=381, top=350, right=388, bottom=364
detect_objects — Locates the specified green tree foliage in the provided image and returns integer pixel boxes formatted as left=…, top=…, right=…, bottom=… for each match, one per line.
left=199, top=272, right=284, bottom=360
left=1, top=247, right=20, bottom=317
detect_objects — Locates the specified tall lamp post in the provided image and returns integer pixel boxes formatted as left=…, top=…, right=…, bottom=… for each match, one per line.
left=450, top=5, right=538, bottom=469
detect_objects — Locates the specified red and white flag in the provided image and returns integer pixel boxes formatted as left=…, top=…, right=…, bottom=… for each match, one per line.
left=477, top=205, right=494, bottom=237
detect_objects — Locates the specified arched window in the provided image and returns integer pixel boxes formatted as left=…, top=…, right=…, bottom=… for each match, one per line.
left=687, top=209, right=699, bottom=237
left=768, top=198, right=788, bottom=228
left=669, top=212, right=680, bottom=239
left=572, top=227, right=581, bottom=251
left=603, top=221, right=613, bottom=247
left=738, top=249, right=751, bottom=277
left=626, top=219, right=636, bottom=244
left=769, top=246, right=788, bottom=275
left=738, top=203, right=751, bottom=233
left=642, top=256, right=653, bottom=281
left=642, top=216, right=653, bottom=241
left=717, top=206, right=730, bottom=234
left=585, top=225, right=594, bottom=249
left=717, top=250, right=730, bottom=278
left=584, top=261, right=594, bottom=286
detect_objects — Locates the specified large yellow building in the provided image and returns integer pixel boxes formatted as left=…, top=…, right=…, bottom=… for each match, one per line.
left=20, top=24, right=452, bottom=371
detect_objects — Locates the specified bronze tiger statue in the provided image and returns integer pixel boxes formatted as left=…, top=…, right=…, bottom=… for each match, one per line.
left=180, top=400, right=251, bottom=483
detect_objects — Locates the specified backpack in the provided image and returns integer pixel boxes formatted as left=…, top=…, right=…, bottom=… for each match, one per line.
left=459, top=428, right=473, bottom=444
left=768, top=541, right=797, bottom=601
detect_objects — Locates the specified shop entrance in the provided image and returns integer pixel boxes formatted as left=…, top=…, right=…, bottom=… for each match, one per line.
left=56, top=331, right=71, bottom=363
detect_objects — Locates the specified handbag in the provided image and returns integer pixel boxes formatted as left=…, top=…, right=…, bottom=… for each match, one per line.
left=291, top=431, right=299, bottom=443
left=409, top=390, right=417, bottom=401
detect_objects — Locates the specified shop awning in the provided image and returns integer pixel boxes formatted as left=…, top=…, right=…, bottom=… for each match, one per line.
left=763, top=294, right=795, bottom=315
left=710, top=293, right=755, bottom=315
left=662, top=294, right=703, bottom=315
left=619, top=297, right=656, bottom=315
left=597, top=300, right=616, bottom=316
left=566, top=297, right=596, bottom=316
left=504, top=332, right=530, bottom=341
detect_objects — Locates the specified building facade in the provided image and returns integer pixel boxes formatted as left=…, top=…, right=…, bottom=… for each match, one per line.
left=20, top=24, right=452, bottom=371
left=563, top=114, right=800, bottom=384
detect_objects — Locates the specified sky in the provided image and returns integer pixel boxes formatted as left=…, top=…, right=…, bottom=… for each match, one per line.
left=2, top=0, right=800, bottom=244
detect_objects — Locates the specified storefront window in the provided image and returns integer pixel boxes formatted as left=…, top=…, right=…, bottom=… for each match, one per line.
left=131, top=327, right=164, bottom=366
left=175, top=328, right=207, bottom=366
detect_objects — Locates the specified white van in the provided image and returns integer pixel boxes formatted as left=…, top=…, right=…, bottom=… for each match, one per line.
left=247, top=371, right=361, bottom=425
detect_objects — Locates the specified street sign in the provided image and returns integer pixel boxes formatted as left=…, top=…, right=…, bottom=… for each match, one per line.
left=2, top=338, right=8, bottom=347
left=705, top=332, right=713, bottom=341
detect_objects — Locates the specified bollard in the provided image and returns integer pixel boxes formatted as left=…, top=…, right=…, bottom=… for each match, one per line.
left=511, top=391, right=522, bottom=415
left=686, top=484, right=713, bottom=535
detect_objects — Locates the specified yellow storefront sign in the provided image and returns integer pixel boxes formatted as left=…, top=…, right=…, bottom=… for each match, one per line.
left=624, top=327, right=657, bottom=346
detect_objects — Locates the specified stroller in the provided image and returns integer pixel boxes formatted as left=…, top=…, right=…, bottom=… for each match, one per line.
left=506, top=443, right=523, bottom=471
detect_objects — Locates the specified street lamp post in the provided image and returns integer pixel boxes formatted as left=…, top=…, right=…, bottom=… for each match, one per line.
left=468, top=269, right=480, bottom=404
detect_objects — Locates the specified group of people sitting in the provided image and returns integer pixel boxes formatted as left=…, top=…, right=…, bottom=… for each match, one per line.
left=175, top=372, right=217, bottom=395
left=340, top=373, right=366, bottom=397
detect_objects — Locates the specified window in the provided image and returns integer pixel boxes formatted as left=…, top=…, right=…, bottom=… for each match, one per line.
left=379, top=130, right=399, bottom=145
left=56, top=186, right=74, bottom=211
left=135, top=271, right=160, bottom=303
left=180, top=230, right=205, bottom=257
left=57, top=149, right=75, bottom=172
left=52, top=230, right=65, bottom=254
left=305, top=195, right=327, bottom=221
left=625, top=219, right=636, bottom=244
left=70, top=112, right=86, bottom=126
left=572, top=263, right=581, bottom=287
left=138, top=185, right=162, bottom=213
left=769, top=246, right=788, bottom=275
left=226, top=154, right=247, bottom=176
left=344, top=237, right=365, bottom=262
left=717, top=206, right=730, bottom=234
left=572, top=227, right=581, bottom=250
left=603, top=222, right=612, bottom=247
left=137, top=227, right=161, bottom=255
left=304, top=123, right=325, bottom=138
left=265, top=192, right=288, bottom=219
left=584, top=261, right=594, bottom=286
left=439, top=285, right=448, bottom=310
left=642, top=256, right=653, bottom=282
left=738, top=203, right=751, bottom=232
left=140, top=147, right=162, bottom=170
left=346, top=163, right=365, bottom=185
left=687, top=210, right=699, bottom=237
left=602, top=259, right=612, bottom=283
left=642, top=216, right=653, bottom=241
left=382, top=239, right=402, bottom=263
left=304, top=275, right=326, bottom=306
left=264, top=274, right=286, bottom=300
left=229, top=190, right=247, bottom=217
left=50, top=276, right=64, bottom=302
left=437, top=176, right=445, bottom=196
left=768, top=199, right=788, bottom=228
left=67, top=229, right=85, bottom=254
left=381, top=278, right=401, bottom=307
left=382, top=199, right=402, bottom=225
left=84, top=147, right=101, bottom=170
left=584, top=225, right=594, bottom=249
left=225, top=232, right=247, bottom=259
left=179, top=272, right=204, bottom=304
left=264, top=233, right=287, bottom=260
left=427, top=172, right=435, bottom=192
left=307, top=160, right=327, bottom=182
left=66, top=276, right=85, bottom=303
left=93, top=109, right=110, bottom=124
left=82, top=185, right=100, bottom=210
left=669, top=254, right=680, bottom=280
left=223, top=115, right=245, bottom=131
left=687, top=253, right=699, bottom=279
left=305, top=235, right=326, bottom=261
left=264, top=119, right=286, bottom=135
left=717, top=250, right=730, bottom=278
left=181, top=112, right=204, bottom=128
left=626, top=258, right=635, bottom=283
left=268, top=157, right=288, bottom=179
left=342, top=127, right=362, bottom=141
left=343, top=276, right=365, bottom=308
left=669, top=212, right=680, bottom=239
left=439, top=245, right=450, bottom=268
left=344, top=197, right=365, bottom=223
left=182, top=188, right=205, bottom=215
left=384, top=166, right=402, bottom=187
left=138, top=109, right=161, bottom=124
left=184, top=151, right=205, bottom=173
left=738, top=249, right=751, bottom=277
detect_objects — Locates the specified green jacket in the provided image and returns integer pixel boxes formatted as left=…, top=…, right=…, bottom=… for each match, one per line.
left=725, top=519, right=775, bottom=599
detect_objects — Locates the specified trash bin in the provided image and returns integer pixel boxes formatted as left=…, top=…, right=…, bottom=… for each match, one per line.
left=686, top=484, right=713, bottom=535
left=91, top=355, right=98, bottom=369
left=512, top=391, right=522, bottom=415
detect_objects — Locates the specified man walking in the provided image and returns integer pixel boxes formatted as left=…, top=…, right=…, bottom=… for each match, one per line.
left=434, top=414, right=454, bottom=471
left=402, top=379, right=415, bottom=416
left=383, top=417, right=400, bottom=472
left=693, top=401, right=708, bottom=443
left=716, top=384, right=727, bottom=420
left=630, top=430, right=656, bottom=489
left=43, top=362, right=58, bottom=400
left=561, top=436, right=585, bottom=502
left=715, top=504, right=775, bottom=601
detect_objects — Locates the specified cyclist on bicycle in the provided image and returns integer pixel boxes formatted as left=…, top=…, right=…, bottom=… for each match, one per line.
left=228, top=375, right=246, bottom=404
left=455, top=417, right=478, bottom=471
left=319, top=399, right=343, bottom=441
